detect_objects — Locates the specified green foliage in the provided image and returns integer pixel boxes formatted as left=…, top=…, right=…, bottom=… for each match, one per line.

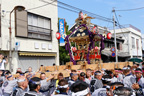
left=58, top=18, right=71, bottom=65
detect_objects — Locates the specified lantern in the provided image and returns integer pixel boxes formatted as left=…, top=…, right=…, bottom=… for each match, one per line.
left=56, top=32, right=60, bottom=40
left=95, top=46, right=98, bottom=50
left=72, top=47, right=77, bottom=52
left=107, top=33, right=112, bottom=39
left=93, top=26, right=96, bottom=33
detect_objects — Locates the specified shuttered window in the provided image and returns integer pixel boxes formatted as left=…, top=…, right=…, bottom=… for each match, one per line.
left=28, top=13, right=52, bottom=41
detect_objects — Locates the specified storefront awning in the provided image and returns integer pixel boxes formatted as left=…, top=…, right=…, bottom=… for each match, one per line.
left=19, top=52, right=57, bottom=56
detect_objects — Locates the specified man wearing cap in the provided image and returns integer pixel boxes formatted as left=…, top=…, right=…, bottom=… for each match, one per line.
left=40, top=72, right=55, bottom=96
left=123, top=67, right=136, bottom=89
left=70, top=81, right=91, bottom=96
left=132, top=68, right=144, bottom=96
left=23, top=77, right=44, bottom=96
left=79, top=72, right=90, bottom=85
left=53, top=79, right=69, bottom=96
left=90, top=71, right=103, bottom=93
left=2, top=74, right=17, bottom=96
left=11, top=76, right=28, bottom=96
left=92, top=75, right=111, bottom=96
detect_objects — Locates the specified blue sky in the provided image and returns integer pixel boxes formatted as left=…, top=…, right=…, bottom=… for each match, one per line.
left=58, top=0, right=144, bottom=33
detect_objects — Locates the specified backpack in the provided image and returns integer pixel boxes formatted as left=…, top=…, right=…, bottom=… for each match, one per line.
left=90, top=79, right=97, bottom=93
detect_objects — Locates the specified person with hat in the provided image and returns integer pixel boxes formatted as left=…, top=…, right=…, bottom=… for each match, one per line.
left=122, top=67, right=136, bottom=89
left=11, top=76, right=28, bottom=96
left=79, top=72, right=90, bottom=85
left=90, top=71, right=103, bottom=93
left=22, top=77, right=44, bottom=96
left=2, top=73, right=17, bottom=96
left=70, top=81, right=91, bottom=96
left=53, top=79, right=69, bottom=96
left=132, top=68, right=144, bottom=96
left=92, top=75, right=111, bottom=96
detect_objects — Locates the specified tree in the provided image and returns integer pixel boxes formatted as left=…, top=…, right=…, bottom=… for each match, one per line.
left=58, top=18, right=71, bottom=65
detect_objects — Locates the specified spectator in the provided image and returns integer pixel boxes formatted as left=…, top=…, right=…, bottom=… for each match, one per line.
left=0, top=53, right=8, bottom=71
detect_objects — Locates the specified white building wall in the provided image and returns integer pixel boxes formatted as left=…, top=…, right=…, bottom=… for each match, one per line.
left=110, top=26, right=142, bottom=59
left=0, top=0, right=59, bottom=72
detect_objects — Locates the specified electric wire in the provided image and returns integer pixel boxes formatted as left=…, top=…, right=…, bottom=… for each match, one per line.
left=116, top=6, right=144, bottom=11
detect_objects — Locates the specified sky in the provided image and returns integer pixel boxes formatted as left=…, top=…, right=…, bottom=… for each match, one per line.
left=58, top=0, right=144, bottom=34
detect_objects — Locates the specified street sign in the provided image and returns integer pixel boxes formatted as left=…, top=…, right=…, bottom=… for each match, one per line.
left=111, top=47, right=116, bottom=52
left=111, top=52, right=116, bottom=57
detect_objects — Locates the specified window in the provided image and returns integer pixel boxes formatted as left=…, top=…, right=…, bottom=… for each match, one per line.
left=136, top=39, right=139, bottom=49
left=28, top=13, right=51, bottom=40
left=132, top=37, right=135, bottom=48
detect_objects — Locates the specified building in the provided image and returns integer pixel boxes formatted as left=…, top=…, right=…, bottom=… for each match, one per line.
left=110, top=24, right=142, bottom=59
left=142, top=34, right=144, bottom=60
left=0, top=0, right=59, bottom=72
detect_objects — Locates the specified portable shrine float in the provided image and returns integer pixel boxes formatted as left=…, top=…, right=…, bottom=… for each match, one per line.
left=65, top=12, right=112, bottom=65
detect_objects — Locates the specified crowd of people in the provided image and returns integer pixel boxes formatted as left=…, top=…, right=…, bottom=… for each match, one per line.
left=0, top=63, right=143, bottom=96
left=0, top=54, right=144, bottom=96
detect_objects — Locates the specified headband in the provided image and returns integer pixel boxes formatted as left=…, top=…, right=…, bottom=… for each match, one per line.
left=95, top=73, right=102, bottom=75
left=135, top=71, right=142, bottom=73
left=58, top=84, right=68, bottom=88
left=71, top=88, right=89, bottom=96
left=102, top=78, right=112, bottom=81
left=106, top=86, right=110, bottom=89
left=17, top=79, right=26, bottom=83
left=29, top=80, right=40, bottom=85
left=142, top=70, right=144, bottom=73
left=7, top=75, right=12, bottom=79
left=123, top=67, right=130, bottom=70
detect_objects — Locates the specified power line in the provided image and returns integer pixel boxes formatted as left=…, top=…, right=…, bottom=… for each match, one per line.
left=39, top=0, right=113, bottom=23
left=27, top=0, right=57, bottom=10
left=116, top=6, right=144, bottom=11
left=57, top=1, right=113, bottom=22
left=114, top=12, right=127, bottom=40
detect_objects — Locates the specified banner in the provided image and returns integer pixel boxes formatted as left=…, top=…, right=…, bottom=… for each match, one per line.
left=59, top=19, right=65, bottom=46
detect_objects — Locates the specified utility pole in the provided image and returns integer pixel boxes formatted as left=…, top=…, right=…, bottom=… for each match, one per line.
left=112, top=8, right=118, bottom=62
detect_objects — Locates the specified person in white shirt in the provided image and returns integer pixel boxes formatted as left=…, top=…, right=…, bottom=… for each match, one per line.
left=0, top=53, right=8, bottom=70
